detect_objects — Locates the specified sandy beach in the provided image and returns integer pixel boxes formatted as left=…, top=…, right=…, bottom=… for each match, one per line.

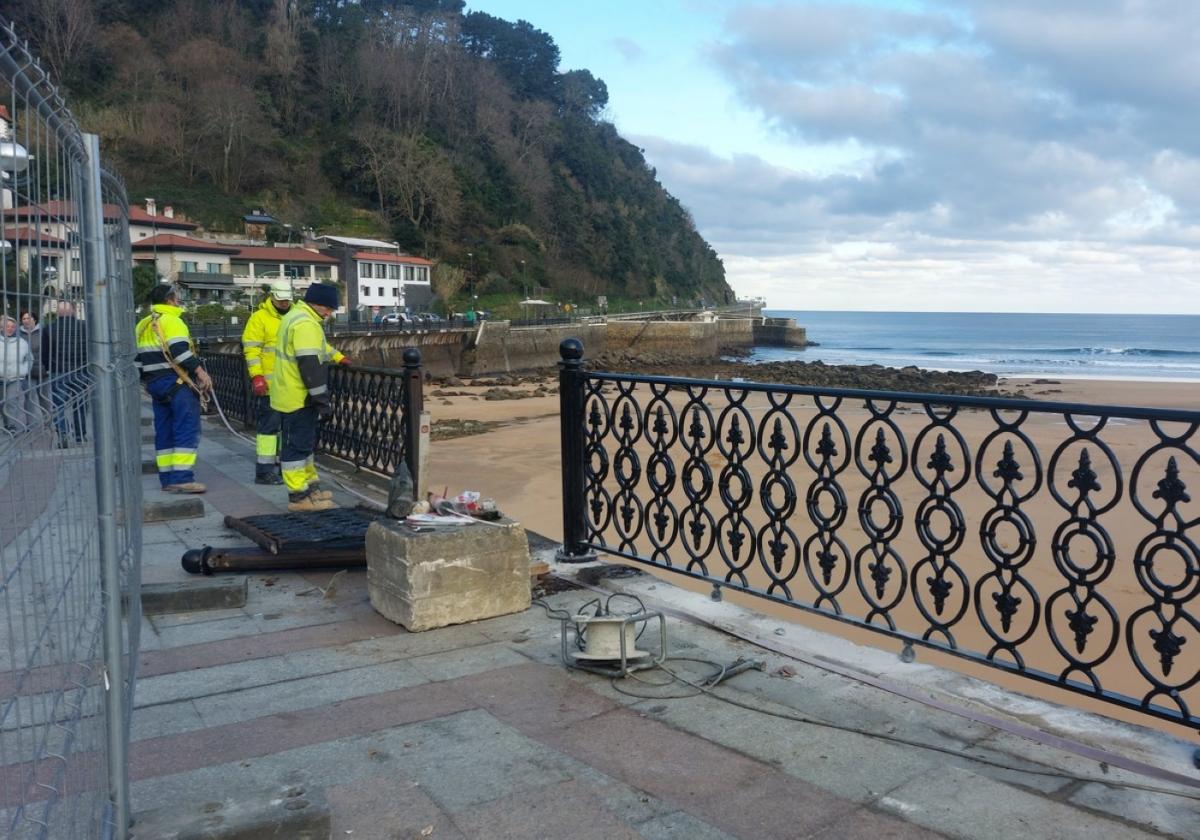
left=423, top=369, right=1200, bottom=740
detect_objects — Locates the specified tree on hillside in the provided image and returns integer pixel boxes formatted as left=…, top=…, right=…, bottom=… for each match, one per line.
left=10, top=0, right=731, bottom=304
left=459, top=12, right=559, bottom=100
left=430, top=261, right=466, bottom=312
left=353, top=128, right=460, bottom=242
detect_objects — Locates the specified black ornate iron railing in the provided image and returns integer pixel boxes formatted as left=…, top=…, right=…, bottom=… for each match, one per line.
left=201, top=347, right=423, bottom=483
left=557, top=339, right=1200, bottom=744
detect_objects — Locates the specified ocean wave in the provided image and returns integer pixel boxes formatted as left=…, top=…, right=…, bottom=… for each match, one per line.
left=1022, top=347, right=1200, bottom=358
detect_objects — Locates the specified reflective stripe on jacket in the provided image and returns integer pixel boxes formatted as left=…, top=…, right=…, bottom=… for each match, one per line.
left=135, top=304, right=199, bottom=383
left=242, top=298, right=284, bottom=380
left=270, top=300, right=344, bottom=413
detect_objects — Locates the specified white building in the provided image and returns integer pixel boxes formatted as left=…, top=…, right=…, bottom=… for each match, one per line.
left=315, top=235, right=434, bottom=314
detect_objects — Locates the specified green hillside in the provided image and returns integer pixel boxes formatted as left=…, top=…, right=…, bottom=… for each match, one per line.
left=4, top=0, right=731, bottom=309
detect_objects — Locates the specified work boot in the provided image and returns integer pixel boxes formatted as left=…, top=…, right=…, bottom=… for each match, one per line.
left=255, top=470, right=283, bottom=485
left=165, top=482, right=206, bottom=494
left=309, top=485, right=333, bottom=501
left=287, top=494, right=337, bottom=513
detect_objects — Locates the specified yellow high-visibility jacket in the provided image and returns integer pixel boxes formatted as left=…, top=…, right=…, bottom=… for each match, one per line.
left=135, top=303, right=200, bottom=383
left=270, top=300, right=344, bottom=413
left=242, top=298, right=287, bottom=380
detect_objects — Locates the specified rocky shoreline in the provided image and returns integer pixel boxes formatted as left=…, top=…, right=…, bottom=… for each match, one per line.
left=592, top=349, right=1026, bottom=398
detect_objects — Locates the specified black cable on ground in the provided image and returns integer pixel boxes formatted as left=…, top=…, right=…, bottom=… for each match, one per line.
left=536, top=593, right=1200, bottom=802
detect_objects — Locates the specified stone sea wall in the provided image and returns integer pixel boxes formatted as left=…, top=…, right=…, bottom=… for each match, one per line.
left=201, top=315, right=799, bottom=377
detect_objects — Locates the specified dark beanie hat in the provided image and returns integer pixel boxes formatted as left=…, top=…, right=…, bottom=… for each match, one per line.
left=304, top=283, right=339, bottom=309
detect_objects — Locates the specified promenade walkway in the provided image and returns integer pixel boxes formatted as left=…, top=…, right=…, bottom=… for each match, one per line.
left=124, top=415, right=1199, bottom=838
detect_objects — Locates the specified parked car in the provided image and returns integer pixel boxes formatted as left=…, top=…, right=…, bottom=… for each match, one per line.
left=416, top=312, right=443, bottom=326
left=380, top=311, right=412, bottom=326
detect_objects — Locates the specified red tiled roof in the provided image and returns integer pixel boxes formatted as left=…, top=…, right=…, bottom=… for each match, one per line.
left=233, top=246, right=337, bottom=264
left=130, top=234, right=239, bottom=254
left=352, top=251, right=434, bottom=266
left=4, top=201, right=197, bottom=230
left=127, top=207, right=197, bottom=229
left=3, top=227, right=65, bottom=245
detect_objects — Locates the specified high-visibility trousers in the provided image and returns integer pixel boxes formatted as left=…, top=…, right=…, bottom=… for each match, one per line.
left=146, top=375, right=201, bottom=488
left=279, top=405, right=320, bottom=498
left=253, top=395, right=282, bottom=479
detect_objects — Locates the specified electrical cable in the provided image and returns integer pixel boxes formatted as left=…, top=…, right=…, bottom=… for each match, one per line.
left=539, top=591, right=1200, bottom=802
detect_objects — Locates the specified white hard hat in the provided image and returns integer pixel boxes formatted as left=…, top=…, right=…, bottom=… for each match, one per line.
left=269, top=280, right=293, bottom=300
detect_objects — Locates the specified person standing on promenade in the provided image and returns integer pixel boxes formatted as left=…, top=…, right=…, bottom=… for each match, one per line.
left=19, top=310, right=49, bottom=423
left=0, top=315, right=32, bottom=432
left=271, top=283, right=352, bottom=512
left=135, top=285, right=212, bottom=493
left=242, top=279, right=294, bottom=485
left=40, top=300, right=89, bottom=447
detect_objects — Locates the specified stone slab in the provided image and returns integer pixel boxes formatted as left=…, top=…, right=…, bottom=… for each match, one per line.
left=131, top=782, right=329, bottom=839
left=366, top=517, right=531, bottom=631
left=144, top=497, right=206, bottom=522
left=141, top=577, right=247, bottom=616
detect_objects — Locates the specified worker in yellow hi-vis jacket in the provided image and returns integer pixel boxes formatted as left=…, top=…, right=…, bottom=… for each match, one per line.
left=135, top=284, right=212, bottom=494
left=242, top=279, right=295, bottom=484
left=270, top=283, right=351, bottom=512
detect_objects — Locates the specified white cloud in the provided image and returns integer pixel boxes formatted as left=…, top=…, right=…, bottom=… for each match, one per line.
left=664, top=0, right=1200, bottom=310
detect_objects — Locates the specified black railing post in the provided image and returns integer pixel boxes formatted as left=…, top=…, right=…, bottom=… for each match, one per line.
left=402, top=347, right=424, bottom=498
left=557, top=338, right=596, bottom=562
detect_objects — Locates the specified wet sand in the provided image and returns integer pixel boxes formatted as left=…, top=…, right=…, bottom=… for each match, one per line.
left=424, top=373, right=1200, bottom=740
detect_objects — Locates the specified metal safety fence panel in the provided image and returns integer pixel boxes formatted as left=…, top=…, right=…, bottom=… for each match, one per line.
left=556, top=339, right=1200, bottom=746
left=0, top=18, right=141, bottom=840
left=202, top=347, right=424, bottom=484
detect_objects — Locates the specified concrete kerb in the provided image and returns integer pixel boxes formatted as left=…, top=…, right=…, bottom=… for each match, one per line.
left=141, top=576, right=248, bottom=616
left=131, top=782, right=329, bottom=839
left=144, top=497, right=205, bottom=522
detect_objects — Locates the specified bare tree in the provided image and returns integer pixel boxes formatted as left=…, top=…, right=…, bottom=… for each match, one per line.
left=354, top=128, right=461, bottom=233
left=26, top=0, right=96, bottom=83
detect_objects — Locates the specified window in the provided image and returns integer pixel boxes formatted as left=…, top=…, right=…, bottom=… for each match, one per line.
left=361, top=285, right=369, bottom=298
left=388, top=264, right=400, bottom=280
left=391, top=287, right=398, bottom=297
left=360, top=262, right=372, bottom=279
left=181, top=261, right=198, bottom=273
left=404, top=265, right=415, bottom=282
left=207, top=262, right=222, bottom=273
left=374, top=263, right=387, bottom=278
left=377, top=286, right=384, bottom=297
left=314, top=266, right=332, bottom=279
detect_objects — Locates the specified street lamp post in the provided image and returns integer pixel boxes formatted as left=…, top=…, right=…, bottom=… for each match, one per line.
left=466, top=252, right=474, bottom=302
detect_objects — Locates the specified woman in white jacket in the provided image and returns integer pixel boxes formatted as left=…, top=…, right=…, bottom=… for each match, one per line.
left=1, top=314, right=32, bottom=432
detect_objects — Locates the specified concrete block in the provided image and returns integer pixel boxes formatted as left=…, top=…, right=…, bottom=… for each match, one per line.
left=144, top=497, right=205, bottom=522
left=366, top=518, right=531, bottom=631
left=141, top=577, right=247, bottom=616
left=131, top=782, right=329, bottom=839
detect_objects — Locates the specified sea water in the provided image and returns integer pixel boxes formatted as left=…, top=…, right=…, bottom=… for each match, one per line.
left=753, top=311, right=1200, bottom=381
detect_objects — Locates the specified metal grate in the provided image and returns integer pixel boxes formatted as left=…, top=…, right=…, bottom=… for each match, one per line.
left=222, top=508, right=379, bottom=554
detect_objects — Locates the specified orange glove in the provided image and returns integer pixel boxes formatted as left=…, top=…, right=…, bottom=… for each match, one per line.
left=338, top=357, right=352, bottom=366
left=251, top=375, right=268, bottom=396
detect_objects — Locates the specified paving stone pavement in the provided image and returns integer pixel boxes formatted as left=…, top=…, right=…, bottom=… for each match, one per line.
left=117, top=419, right=1200, bottom=839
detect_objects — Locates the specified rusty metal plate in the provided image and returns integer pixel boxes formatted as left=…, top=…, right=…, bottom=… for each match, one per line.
left=223, top=507, right=379, bottom=555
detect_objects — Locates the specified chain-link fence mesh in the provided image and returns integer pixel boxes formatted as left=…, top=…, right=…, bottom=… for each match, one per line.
left=0, top=19, right=140, bottom=840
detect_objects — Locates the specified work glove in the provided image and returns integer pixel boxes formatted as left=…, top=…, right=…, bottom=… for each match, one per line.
left=251, top=375, right=268, bottom=396
left=338, top=356, right=353, bottom=366
left=316, top=401, right=334, bottom=420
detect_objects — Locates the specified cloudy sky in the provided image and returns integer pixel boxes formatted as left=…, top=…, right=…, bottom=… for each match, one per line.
left=469, top=1, right=1200, bottom=314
